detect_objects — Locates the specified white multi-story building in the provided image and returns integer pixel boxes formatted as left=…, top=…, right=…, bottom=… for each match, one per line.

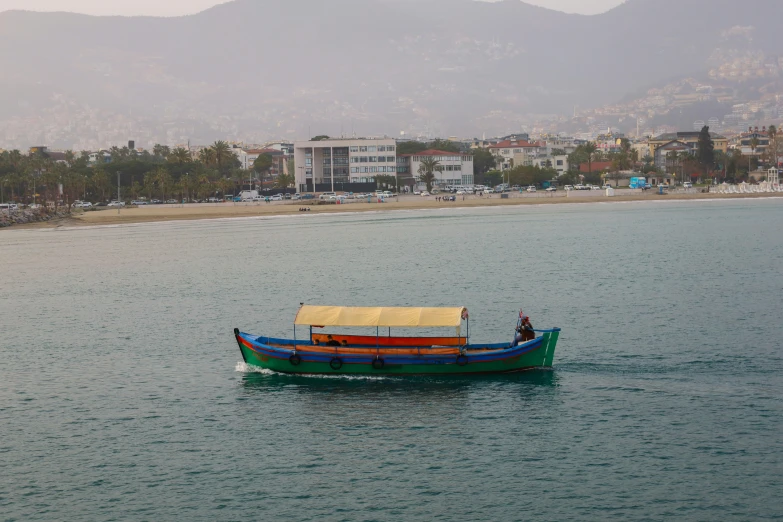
left=488, top=139, right=546, bottom=170
left=398, top=150, right=474, bottom=189
left=294, top=138, right=397, bottom=192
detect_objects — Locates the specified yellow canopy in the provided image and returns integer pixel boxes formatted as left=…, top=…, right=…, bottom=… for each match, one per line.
left=294, top=305, right=467, bottom=328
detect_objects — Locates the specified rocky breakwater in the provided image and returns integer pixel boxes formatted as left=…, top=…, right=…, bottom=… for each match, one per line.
left=0, top=207, right=71, bottom=228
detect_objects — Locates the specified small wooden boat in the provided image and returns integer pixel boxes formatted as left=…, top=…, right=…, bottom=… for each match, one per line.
left=234, top=305, right=560, bottom=375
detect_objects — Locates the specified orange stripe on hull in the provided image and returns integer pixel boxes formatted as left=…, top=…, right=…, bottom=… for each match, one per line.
left=311, top=333, right=461, bottom=347
left=295, top=346, right=460, bottom=356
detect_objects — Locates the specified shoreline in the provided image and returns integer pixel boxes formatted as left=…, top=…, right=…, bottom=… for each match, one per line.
left=6, top=191, right=783, bottom=229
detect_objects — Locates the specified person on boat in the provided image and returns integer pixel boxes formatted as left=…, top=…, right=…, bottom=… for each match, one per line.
left=341, top=340, right=348, bottom=347
left=521, top=315, right=535, bottom=341
left=325, top=335, right=341, bottom=347
left=511, top=315, right=535, bottom=346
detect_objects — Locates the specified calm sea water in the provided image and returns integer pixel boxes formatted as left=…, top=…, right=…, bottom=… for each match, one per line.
left=2, top=199, right=782, bottom=521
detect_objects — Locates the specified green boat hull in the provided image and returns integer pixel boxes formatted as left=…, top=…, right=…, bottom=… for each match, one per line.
left=237, top=330, right=559, bottom=375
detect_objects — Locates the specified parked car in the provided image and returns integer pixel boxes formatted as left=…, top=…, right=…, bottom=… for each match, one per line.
left=292, top=193, right=302, bottom=200
left=72, top=201, right=93, bottom=208
left=413, top=190, right=422, bottom=195
left=564, top=185, right=574, bottom=191
left=456, top=190, right=466, bottom=195
left=271, top=194, right=283, bottom=201
left=107, top=201, right=125, bottom=207
left=683, top=182, right=693, bottom=189
left=130, top=200, right=148, bottom=206
left=420, top=191, right=430, bottom=196
left=590, top=185, right=602, bottom=190
left=602, top=184, right=612, bottom=189
left=251, top=195, right=264, bottom=202
left=151, top=199, right=163, bottom=204
left=207, top=197, right=221, bottom=203
left=526, top=186, right=536, bottom=193
left=545, top=187, right=557, bottom=192
left=165, top=199, right=177, bottom=204
left=483, top=187, right=493, bottom=194
left=284, top=193, right=292, bottom=200
left=0, top=203, right=19, bottom=211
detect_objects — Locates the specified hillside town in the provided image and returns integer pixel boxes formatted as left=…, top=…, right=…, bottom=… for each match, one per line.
left=2, top=119, right=781, bottom=212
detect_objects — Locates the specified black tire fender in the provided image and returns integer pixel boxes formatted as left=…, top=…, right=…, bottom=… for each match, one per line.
left=289, top=354, right=302, bottom=366
left=372, top=357, right=385, bottom=370
left=456, top=354, right=469, bottom=367
left=329, top=357, right=343, bottom=370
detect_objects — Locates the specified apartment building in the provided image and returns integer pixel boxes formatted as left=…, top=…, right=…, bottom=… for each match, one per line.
left=397, top=150, right=474, bottom=189
left=648, top=131, right=728, bottom=158
left=293, top=138, right=397, bottom=192
left=487, top=139, right=545, bottom=170
left=731, top=127, right=771, bottom=156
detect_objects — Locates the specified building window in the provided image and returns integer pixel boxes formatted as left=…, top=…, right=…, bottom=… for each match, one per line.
left=359, top=146, right=367, bottom=152
left=514, top=149, right=521, bottom=153
left=502, top=149, right=510, bottom=155
left=556, top=160, right=563, bottom=166
left=368, top=146, right=377, bottom=152
left=360, top=167, right=368, bottom=173
left=350, top=146, right=358, bottom=152
left=378, top=146, right=386, bottom=152
left=351, top=167, right=357, bottom=173
left=388, top=146, right=395, bottom=152
left=387, top=156, right=395, bottom=162
left=369, top=156, right=377, bottom=162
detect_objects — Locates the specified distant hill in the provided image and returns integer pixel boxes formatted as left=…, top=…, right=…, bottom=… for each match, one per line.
left=0, top=0, right=781, bottom=146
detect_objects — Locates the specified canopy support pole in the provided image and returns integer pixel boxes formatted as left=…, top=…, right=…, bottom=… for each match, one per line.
left=293, top=324, right=297, bottom=354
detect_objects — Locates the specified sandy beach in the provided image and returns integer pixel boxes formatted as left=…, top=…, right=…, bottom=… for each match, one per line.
left=9, top=191, right=783, bottom=229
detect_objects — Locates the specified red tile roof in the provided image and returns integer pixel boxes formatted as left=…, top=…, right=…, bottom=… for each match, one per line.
left=487, top=140, right=544, bottom=149
left=579, top=161, right=613, bottom=173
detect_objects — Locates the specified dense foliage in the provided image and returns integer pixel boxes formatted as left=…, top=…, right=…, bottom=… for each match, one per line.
left=0, top=141, right=278, bottom=206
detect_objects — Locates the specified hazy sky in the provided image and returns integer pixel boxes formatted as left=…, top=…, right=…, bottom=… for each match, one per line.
left=0, top=0, right=625, bottom=17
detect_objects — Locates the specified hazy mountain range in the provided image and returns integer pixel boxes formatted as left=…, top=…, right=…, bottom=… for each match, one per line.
left=1, top=0, right=781, bottom=147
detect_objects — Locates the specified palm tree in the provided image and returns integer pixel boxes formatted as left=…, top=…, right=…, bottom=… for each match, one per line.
left=418, top=158, right=440, bottom=192
left=211, top=141, right=232, bottom=173
left=199, top=148, right=216, bottom=166
left=768, top=125, right=777, bottom=168
left=275, top=173, right=295, bottom=189
left=583, top=142, right=597, bottom=175
left=750, top=136, right=760, bottom=173
left=155, top=167, right=173, bottom=202
left=667, top=150, right=679, bottom=176
left=168, top=147, right=190, bottom=166
left=152, top=144, right=171, bottom=160
left=678, top=151, right=693, bottom=183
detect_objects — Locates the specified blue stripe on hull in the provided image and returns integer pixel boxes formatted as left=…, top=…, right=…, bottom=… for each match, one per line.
left=238, top=332, right=544, bottom=366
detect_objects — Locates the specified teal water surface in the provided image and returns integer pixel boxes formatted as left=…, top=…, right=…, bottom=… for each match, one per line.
left=2, top=199, right=782, bottom=520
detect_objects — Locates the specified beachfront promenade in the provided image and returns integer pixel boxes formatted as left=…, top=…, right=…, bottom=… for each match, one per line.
left=15, top=188, right=769, bottom=228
